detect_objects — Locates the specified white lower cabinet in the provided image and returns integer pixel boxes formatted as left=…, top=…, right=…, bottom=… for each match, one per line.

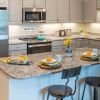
left=9, top=43, right=27, bottom=56
left=89, top=39, right=100, bottom=49
left=52, top=39, right=76, bottom=52
left=76, top=38, right=89, bottom=48
left=52, top=46, right=66, bottom=52
left=52, top=40, right=65, bottom=52
left=9, top=50, right=27, bottom=56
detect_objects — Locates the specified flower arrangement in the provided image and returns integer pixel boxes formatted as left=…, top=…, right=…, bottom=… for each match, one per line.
left=64, top=36, right=72, bottom=48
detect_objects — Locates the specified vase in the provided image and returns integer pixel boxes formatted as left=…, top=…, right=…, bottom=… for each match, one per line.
left=66, top=47, right=73, bottom=57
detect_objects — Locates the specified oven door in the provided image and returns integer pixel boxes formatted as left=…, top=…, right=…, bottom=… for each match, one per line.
left=27, top=43, right=51, bottom=54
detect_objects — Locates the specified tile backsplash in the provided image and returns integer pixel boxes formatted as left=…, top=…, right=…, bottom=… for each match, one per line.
left=9, top=23, right=100, bottom=39
left=9, top=23, right=85, bottom=38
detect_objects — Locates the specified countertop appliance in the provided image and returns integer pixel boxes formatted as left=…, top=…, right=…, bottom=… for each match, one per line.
left=22, top=8, right=46, bottom=23
left=0, top=7, right=8, bottom=57
left=19, top=37, right=52, bottom=54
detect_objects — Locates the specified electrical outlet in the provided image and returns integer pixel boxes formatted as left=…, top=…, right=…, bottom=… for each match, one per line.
left=23, top=27, right=36, bottom=31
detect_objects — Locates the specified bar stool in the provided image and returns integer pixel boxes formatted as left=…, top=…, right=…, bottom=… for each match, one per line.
left=81, top=77, right=100, bottom=100
left=47, top=66, right=81, bottom=100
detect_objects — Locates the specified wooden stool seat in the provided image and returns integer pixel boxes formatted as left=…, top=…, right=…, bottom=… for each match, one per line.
left=48, top=85, right=72, bottom=98
left=84, top=77, right=100, bottom=87
left=81, top=77, right=100, bottom=100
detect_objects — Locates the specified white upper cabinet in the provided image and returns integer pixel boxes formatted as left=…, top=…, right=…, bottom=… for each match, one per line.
left=23, top=0, right=45, bottom=8
left=70, top=0, right=82, bottom=22
left=58, top=0, right=69, bottom=23
left=97, top=0, right=100, bottom=9
left=46, top=0, right=69, bottom=23
left=46, top=0, right=58, bottom=22
left=23, top=0, right=33, bottom=7
left=0, top=0, right=8, bottom=8
left=83, top=0, right=96, bottom=22
left=8, top=0, right=22, bottom=24
left=46, top=0, right=83, bottom=23
left=35, top=0, right=45, bottom=8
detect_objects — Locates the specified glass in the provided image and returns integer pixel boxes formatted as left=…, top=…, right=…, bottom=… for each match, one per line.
left=92, top=48, right=99, bottom=56
left=55, top=54, right=62, bottom=63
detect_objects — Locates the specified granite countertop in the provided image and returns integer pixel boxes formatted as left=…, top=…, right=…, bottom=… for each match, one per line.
left=0, top=48, right=99, bottom=79
left=9, top=34, right=100, bottom=44
left=9, top=39, right=27, bottom=44
left=46, top=34, right=100, bottom=41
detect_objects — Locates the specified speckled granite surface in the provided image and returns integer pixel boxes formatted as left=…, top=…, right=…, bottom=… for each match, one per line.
left=9, top=34, right=100, bottom=44
left=0, top=48, right=99, bottom=79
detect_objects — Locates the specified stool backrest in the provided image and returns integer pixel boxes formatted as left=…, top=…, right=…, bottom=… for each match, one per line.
left=61, top=66, right=81, bottom=95
left=62, top=66, right=81, bottom=79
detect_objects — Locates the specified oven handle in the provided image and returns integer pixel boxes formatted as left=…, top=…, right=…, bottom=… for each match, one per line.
left=28, top=44, right=51, bottom=48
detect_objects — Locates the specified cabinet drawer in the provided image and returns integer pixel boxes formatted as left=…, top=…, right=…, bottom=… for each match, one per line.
left=9, top=50, right=27, bottom=56
left=89, top=40, right=100, bottom=46
left=52, top=45, right=66, bottom=52
left=52, top=40, right=64, bottom=46
left=9, top=44, right=27, bottom=51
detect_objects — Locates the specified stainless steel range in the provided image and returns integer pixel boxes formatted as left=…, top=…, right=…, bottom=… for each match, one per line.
left=19, top=37, right=52, bottom=54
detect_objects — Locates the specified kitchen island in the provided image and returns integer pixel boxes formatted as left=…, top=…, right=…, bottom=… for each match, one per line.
left=0, top=48, right=100, bottom=100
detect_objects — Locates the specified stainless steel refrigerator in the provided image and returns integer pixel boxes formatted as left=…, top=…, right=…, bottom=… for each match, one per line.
left=0, top=7, right=8, bottom=57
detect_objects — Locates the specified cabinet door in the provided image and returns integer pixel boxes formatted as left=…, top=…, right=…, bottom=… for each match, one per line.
left=76, top=38, right=89, bottom=48
left=35, top=0, right=45, bottom=8
left=83, top=0, right=96, bottom=22
left=97, top=0, right=100, bottom=9
left=46, top=0, right=58, bottom=22
left=9, top=0, right=22, bottom=24
left=89, top=39, right=100, bottom=49
left=70, top=0, right=82, bottom=22
left=0, top=0, right=8, bottom=8
left=9, top=50, right=27, bottom=56
left=23, top=0, right=34, bottom=7
left=9, top=44, right=27, bottom=51
left=23, top=0, right=45, bottom=8
left=58, top=0, right=69, bottom=23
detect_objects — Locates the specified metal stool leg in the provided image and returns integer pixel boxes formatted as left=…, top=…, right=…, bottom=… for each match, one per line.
left=47, top=93, right=49, bottom=100
left=94, top=88, right=98, bottom=100
left=81, top=82, right=86, bottom=100
left=71, top=95, right=73, bottom=100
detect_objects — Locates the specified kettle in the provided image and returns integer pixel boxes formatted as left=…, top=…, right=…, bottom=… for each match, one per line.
left=36, top=31, right=45, bottom=40
left=59, top=30, right=66, bottom=37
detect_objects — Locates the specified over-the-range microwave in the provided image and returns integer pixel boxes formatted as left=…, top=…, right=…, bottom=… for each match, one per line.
left=22, top=8, right=46, bottom=23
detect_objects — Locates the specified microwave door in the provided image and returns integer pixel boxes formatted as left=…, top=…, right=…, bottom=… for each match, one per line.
left=25, top=12, right=41, bottom=22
